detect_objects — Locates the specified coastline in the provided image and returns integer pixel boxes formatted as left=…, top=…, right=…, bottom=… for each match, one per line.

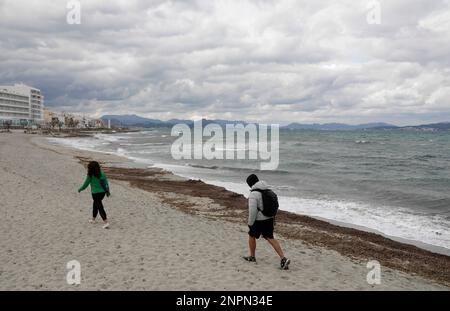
left=45, top=128, right=450, bottom=253
left=38, top=133, right=450, bottom=286
left=43, top=131, right=450, bottom=255
left=95, top=163, right=450, bottom=286
left=309, top=216, right=450, bottom=257
left=38, top=133, right=450, bottom=287
left=1, top=131, right=448, bottom=290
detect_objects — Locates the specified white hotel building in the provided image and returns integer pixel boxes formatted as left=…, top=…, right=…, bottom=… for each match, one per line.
left=0, top=84, right=44, bottom=126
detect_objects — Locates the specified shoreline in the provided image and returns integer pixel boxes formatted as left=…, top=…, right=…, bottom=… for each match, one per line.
left=1, top=131, right=448, bottom=290
left=45, top=131, right=450, bottom=257
left=310, top=216, right=450, bottom=257
left=39, top=135, right=450, bottom=287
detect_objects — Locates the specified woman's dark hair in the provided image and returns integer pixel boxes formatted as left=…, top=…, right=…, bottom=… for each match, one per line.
left=87, top=161, right=102, bottom=178
left=246, top=174, right=259, bottom=188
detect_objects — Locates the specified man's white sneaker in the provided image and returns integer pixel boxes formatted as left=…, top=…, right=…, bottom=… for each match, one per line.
left=102, top=223, right=110, bottom=229
left=89, top=219, right=96, bottom=224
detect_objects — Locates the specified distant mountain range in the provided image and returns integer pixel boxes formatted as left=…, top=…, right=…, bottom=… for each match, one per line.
left=101, top=114, right=450, bottom=131
left=101, top=114, right=250, bottom=128
left=282, top=122, right=396, bottom=130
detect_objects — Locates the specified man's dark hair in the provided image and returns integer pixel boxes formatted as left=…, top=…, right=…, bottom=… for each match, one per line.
left=246, top=174, right=259, bottom=187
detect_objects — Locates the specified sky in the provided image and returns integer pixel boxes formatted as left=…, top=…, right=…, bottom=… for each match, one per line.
left=0, top=0, right=449, bottom=125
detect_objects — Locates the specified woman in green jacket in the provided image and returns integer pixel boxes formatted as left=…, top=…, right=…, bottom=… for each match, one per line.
left=78, top=161, right=111, bottom=229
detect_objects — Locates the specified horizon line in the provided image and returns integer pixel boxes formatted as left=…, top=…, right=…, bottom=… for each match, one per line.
left=43, top=108, right=450, bottom=127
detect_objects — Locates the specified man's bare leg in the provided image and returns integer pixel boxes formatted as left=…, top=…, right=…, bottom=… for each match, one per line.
left=266, top=238, right=285, bottom=259
left=249, top=236, right=257, bottom=257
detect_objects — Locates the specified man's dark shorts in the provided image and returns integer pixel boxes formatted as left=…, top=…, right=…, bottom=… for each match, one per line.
left=248, top=218, right=274, bottom=239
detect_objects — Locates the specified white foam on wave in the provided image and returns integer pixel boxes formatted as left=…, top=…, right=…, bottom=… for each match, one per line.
left=279, top=196, right=450, bottom=250
left=132, top=149, right=160, bottom=155
left=120, top=142, right=164, bottom=146
left=212, top=181, right=450, bottom=250
left=48, top=136, right=450, bottom=251
left=47, top=137, right=103, bottom=151
left=147, top=161, right=450, bottom=251
left=132, top=158, right=450, bottom=249
left=116, top=147, right=128, bottom=156
left=94, top=133, right=122, bottom=142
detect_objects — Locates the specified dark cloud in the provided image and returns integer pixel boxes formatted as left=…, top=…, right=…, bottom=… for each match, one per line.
left=0, top=0, right=449, bottom=125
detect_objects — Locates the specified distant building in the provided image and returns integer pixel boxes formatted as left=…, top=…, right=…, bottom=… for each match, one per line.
left=0, top=84, right=44, bottom=126
left=43, top=109, right=67, bottom=128
left=43, top=108, right=55, bottom=125
left=43, top=108, right=105, bottom=129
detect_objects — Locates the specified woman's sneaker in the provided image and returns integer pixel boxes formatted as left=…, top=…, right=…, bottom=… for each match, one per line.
left=89, top=219, right=96, bottom=224
left=280, top=257, right=290, bottom=270
left=243, top=256, right=256, bottom=262
left=102, top=223, right=110, bottom=229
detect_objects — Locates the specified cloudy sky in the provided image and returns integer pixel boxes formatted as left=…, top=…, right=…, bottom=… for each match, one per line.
left=1, top=0, right=449, bottom=125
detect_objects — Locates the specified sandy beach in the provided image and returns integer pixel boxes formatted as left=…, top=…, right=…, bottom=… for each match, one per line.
left=0, top=132, right=448, bottom=290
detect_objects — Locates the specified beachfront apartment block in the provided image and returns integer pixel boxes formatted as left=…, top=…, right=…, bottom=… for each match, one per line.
left=0, top=84, right=44, bottom=126
left=43, top=108, right=106, bottom=129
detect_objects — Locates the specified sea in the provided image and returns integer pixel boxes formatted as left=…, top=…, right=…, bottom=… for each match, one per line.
left=48, top=128, right=450, bottom=254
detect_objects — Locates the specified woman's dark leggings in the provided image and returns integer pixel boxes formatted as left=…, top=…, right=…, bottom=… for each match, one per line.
left=92, top=192, right=107, bottom=220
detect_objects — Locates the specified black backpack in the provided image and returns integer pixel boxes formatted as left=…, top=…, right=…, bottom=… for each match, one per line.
left=251, top=189, right=279, bottom=217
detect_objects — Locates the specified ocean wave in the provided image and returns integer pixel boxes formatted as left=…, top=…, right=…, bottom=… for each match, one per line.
left=47, top=137, right=104, bottom=151
left=211, top=179, right=450, bottom=250
left=116, top=147, right=128, bottom=156
left=120, top=142, right=166, bottom=146
left=131, top=150, right=160, bottom=155
left=185, top=163, right=291, bottom=174
left=47, top=135, right=450, bottom=252
left=412, top=154, right=438, bottom=161
left=213, top=147, right=258, bottom=152
left=94, top=134, right=122, bottom=142
left=278, top=196, right=450, bottom=251
left=168, top=174, right=450, bottom=251
left=188, top=164, right=220, bottom=170
left=274, top=185, right=296, bottom=190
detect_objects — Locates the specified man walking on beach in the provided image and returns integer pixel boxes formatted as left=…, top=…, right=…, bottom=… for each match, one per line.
left=243, top=174, right=290, bottom=270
